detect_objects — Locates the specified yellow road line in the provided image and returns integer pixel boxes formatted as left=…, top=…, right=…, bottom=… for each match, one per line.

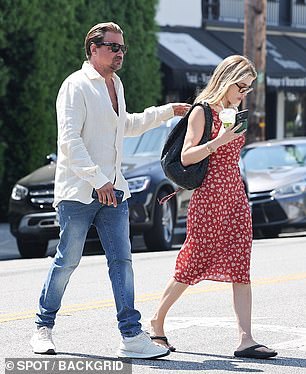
left=1, top=272, right=305, bottom=323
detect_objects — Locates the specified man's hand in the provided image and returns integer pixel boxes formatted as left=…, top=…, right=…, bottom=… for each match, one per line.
left=94, top=182, right=118, bottom=207
left=172, top=103, right=192, bottom=117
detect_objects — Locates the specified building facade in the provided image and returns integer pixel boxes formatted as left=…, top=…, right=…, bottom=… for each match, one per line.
left=156, top=0, right=306, bottom=140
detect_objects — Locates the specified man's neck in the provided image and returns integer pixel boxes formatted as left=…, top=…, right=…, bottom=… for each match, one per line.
left=89, top=60, right=114, bottom=81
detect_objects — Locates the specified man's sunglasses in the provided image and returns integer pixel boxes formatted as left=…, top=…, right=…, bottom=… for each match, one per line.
left=95, top=41, right=128, bottom=54
left=235, top=83, right=253, bottom=95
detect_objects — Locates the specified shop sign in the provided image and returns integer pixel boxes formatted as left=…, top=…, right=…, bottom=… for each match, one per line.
left=267, top=76, right=306, bottom=88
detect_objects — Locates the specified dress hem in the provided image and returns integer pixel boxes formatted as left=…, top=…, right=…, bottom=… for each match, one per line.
left=173, top=275, right=251, bottom=286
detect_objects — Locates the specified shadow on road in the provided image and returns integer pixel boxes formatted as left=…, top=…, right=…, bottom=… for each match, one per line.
left=49, top=350, right=306, bottom=372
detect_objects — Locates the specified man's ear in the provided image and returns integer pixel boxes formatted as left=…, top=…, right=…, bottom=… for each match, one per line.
left=90, top=43, right=97, bottom=56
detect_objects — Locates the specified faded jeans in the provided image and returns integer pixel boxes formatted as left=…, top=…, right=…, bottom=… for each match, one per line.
left=35, top=199, right=142, bottom=337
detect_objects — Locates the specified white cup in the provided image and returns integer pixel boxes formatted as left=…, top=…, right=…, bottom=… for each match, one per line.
left=219, top=108, right=236, bottom=128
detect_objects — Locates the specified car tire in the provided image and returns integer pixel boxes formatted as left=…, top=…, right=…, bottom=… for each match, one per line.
left=143, top=190, right=175, bottom=251
left=17, top=238, right=48, bottom=258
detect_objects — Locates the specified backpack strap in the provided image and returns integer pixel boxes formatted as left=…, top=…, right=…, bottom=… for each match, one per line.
left=157, top=187, right=184, bottom=205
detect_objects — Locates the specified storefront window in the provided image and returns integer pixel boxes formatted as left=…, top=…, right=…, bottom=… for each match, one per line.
left=284, top=91, right=306, bottom=137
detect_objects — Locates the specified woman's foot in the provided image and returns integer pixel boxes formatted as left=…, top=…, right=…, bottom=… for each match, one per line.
left=150, top=336, right=176, bottom=352
left=234, top=344, right=277, bottom=359
left=235, top=338, right=277, bottom=359
left=149, top=319, right=176, bottom=351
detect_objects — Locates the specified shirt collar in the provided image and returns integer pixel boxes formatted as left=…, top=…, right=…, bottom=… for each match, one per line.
left=82, top=61, right=102, bottom=80
left=82, top=61, right=121, bottom=85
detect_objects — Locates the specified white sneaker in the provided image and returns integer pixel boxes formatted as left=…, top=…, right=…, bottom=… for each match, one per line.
left=117, top=331, right=170, bottom=359
left=30, top=326, right=56, bottom=354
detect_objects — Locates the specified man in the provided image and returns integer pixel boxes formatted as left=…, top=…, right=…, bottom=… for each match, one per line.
left=30, top=22, right=190, bottom=359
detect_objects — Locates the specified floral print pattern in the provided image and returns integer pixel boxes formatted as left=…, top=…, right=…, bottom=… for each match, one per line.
left=174, top=108, right=252, bottom=285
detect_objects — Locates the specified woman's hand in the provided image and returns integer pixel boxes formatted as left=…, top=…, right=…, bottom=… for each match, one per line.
left=215, top=122, right=245, bottom=147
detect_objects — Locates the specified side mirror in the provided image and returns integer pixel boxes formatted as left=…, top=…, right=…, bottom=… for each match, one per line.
left=45, top=153, right=57, bottom=164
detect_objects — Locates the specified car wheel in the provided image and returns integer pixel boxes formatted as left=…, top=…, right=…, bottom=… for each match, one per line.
left=17, top=238, right=48, bottom=258
left=261, top=227, right=281, bottom=238
left=143, top=190, right=175, bottom=251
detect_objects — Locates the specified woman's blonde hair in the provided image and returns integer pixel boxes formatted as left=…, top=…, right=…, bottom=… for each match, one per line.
left=195, top=55, right=257, bottom=105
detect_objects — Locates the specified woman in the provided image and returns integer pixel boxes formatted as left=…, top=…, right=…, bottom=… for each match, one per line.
left=150, top=55, right=277, bottom=359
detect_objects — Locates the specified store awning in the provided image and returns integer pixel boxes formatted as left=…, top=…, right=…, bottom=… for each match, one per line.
left=158, top=26, right=306, bottom=90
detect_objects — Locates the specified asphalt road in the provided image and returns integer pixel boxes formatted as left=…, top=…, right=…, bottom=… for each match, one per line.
left=0, top=224, right=306, bottom=374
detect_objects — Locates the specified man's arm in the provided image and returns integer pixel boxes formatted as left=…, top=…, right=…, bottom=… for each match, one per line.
left=124, top=103, right=191, bottom=137
left=56, top=81, right=109, bottom=188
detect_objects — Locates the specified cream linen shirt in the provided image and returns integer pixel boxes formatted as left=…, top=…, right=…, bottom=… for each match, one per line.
left=53, top=61, right=174, bottom=207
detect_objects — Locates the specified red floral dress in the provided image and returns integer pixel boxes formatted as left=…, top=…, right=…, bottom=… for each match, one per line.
left=174, top=108, right=252, bottom=285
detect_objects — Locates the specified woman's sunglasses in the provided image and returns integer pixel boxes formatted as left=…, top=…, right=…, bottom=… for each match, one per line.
left=235, top=83, right=253, bottom=95
left=94, top=41, right=128, bottom=54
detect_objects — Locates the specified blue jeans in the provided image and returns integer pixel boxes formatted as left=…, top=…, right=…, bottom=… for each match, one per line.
left=35, top=200, right=142, bottom=337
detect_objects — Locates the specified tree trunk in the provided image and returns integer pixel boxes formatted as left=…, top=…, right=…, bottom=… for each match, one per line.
left=243, top=0, right=267, bottom=143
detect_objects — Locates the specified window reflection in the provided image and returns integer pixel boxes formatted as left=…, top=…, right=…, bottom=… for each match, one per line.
left=284, top=91, right=306, bottom=137
left=242, top=144, right=306, bottom=170
left=123, top=127, right=169, bottom=157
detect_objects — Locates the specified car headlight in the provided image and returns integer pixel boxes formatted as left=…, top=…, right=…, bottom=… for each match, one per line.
left=127, top=176, right=151, bottom=193
left=272, top=178, right=306, bottom=198
left=11, top=184, right=29, bottom=200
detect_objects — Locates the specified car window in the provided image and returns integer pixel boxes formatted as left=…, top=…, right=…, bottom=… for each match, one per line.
left=123, top=126, right=169, bottom=157
left=241, top=143, right=306, bottom=171
left=123, top=137, right=140, bottom=156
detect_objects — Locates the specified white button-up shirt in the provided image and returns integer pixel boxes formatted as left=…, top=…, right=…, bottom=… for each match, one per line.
left=53, top=61, right=174, bottom=207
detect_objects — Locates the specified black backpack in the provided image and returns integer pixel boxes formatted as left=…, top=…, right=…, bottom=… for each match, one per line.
left=160, top=102, right=213, bottom=192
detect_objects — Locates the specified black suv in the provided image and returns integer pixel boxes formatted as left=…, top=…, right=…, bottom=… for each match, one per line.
left=8, top=119, right=192, bottom=258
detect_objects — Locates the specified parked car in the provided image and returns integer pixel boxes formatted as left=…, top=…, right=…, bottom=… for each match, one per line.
left=8, top=118, right=192, bottom=258
left=241, top=137, right=306, bottom=238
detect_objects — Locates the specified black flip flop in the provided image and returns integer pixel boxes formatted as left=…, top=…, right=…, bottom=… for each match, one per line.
left=150, top=336, right=176, bottom=352
left=234, top=344, right=278, bottom=359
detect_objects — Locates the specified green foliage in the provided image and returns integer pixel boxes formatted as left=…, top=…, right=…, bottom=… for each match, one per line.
left=76, top=0, right=161, bottom=111
left=0, top=0, right=161, bottom=220
left=120, top=0, right=162, bottom=111
left=0, top=0, right=82, bottom=219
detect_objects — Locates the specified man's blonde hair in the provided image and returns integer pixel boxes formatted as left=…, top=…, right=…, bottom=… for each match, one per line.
left=84, top=22, right=123, bottom=59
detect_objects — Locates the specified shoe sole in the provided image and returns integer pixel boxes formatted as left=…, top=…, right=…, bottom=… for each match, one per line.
left=30, top=340, right=56, bottom=355
left=32, top=349, right=57, bottom=355
left=117, top=349, right=170, bottom=359
left=234, top=351, right=277, bottom=359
